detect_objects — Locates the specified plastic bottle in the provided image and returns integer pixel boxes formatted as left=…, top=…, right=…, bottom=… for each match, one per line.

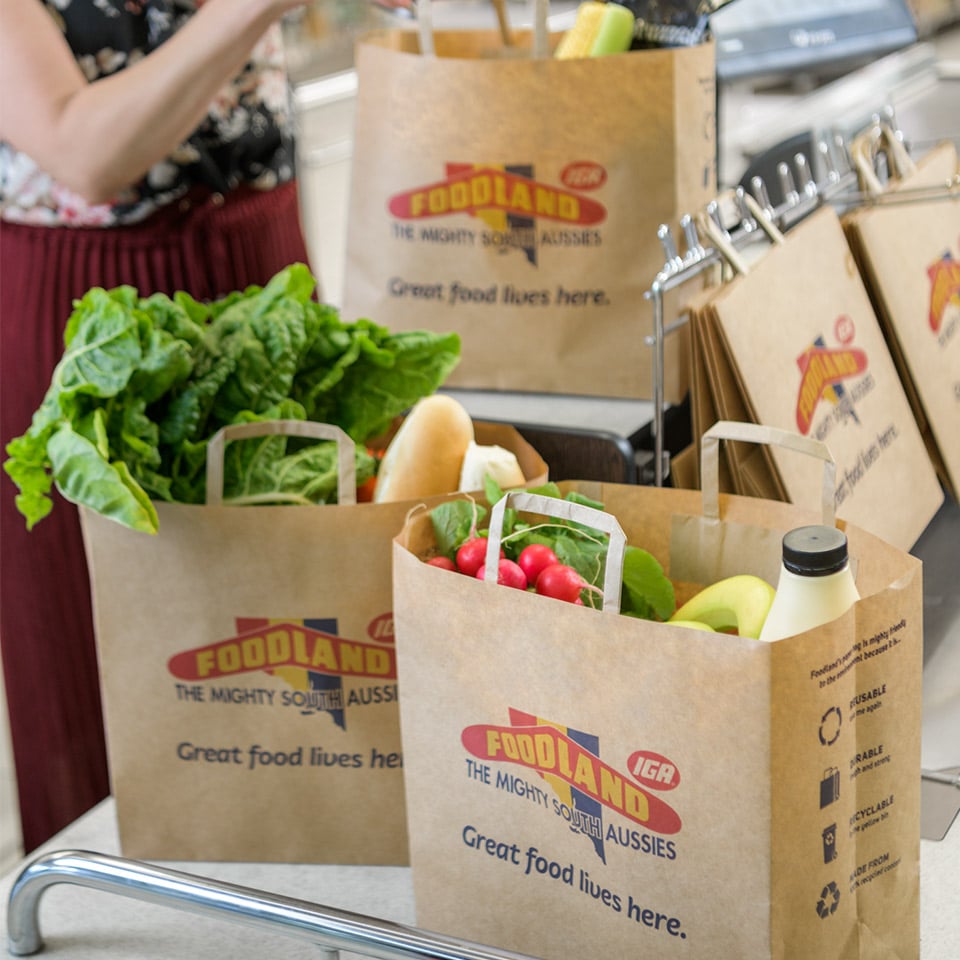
left=758, top=525, right=861, bottom=643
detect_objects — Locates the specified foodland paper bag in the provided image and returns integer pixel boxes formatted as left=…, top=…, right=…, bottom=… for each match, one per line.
left=392, top=421, right=922, bottom=960
left=688, top=292, right=785, bottom=500
left=343, top=22, right=716, bottom=399
left=842, top=130, right=960, bottom=499
left=700, top=203, right=942, bottom=549
left=81, top=419, right=546, bottom=863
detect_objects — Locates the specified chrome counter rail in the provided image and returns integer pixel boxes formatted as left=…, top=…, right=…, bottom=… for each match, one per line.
left=7, top=849, right=538, bottom=960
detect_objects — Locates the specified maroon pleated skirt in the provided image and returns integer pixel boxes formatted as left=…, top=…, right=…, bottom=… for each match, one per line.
left=0, top=181, right=313, bottom=851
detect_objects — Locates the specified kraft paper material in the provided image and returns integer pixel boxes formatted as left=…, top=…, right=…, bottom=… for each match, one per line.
left=81, top=422, right=545, bottom=863
left=343, top=32, right=717, bottom=400
left=703, top=206, right=943, bottom=549
left=392, top=423, right=922, bottom=959
left=843, top=141, right=960, bottom=501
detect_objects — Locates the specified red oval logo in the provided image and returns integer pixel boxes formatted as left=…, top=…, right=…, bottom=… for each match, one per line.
left=627, top=750, right=681, bottom=791
left=834, top=313, right=856, bottom=345
left=367, top=612, right=395, bottom=644
left=560, top=161, right=607, bottom=191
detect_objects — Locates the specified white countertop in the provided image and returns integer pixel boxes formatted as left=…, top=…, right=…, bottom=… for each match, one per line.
left=1, top=794, right=957, bottom=959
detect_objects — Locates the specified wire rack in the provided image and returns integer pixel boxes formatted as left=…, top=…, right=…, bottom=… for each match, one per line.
left=643, top=108, right=960, bottom=486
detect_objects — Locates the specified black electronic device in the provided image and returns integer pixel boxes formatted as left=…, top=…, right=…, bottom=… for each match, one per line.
left=711, top=0, right=918, bottom=82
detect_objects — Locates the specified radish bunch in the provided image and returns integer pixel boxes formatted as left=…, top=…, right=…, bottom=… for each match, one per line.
left=426, top=539, right=591, bottom=604
left=421, top=486, right=676, bottom=621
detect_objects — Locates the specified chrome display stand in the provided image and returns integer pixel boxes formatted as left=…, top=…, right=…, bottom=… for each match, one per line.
left=643, top=110, right=960, bottom=486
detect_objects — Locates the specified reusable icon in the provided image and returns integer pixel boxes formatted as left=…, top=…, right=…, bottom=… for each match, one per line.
left=819, top=705, right=842, bottom=746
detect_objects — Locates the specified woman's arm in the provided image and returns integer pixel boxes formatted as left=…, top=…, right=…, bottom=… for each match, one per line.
left=0, top=0, right=307, bottom=203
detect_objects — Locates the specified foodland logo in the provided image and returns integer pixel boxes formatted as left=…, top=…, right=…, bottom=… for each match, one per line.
left=388, top=162, right=608, bottom=266
left=167, top=616, right=395, bottom=729
left=462, top=708, right=681, bottom=861
left=927, top=252, right=960, bottom=333
left=795, top=317, right=868, bottom=436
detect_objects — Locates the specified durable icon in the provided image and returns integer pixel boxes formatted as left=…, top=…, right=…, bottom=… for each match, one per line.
left=820, top=767, right=840, bottom=809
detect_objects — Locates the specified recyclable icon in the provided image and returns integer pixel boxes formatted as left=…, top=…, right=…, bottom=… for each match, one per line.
left=816, top=881, right=841, bottom=918
left=822, top=823, right=837, bottom=863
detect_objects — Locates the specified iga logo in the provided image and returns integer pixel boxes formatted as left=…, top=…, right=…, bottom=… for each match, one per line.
left=927, top=252, right=960, bottom=333
left=167, top=617, right=395, bottom=730
left=388, top=162, right=607, bottom=267
left=795, top=325, right=868, bottom=435
left=462, top=708, right=681, bottom=863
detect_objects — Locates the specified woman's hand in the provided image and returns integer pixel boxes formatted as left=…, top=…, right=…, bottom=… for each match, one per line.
left=0, top=0, right=309, bottom=204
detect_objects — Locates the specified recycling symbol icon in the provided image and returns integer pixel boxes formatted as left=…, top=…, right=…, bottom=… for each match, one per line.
left=816, top=881, right=841, bottom=919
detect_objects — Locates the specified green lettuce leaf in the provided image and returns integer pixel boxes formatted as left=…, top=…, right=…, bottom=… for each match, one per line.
left=4, top=263, right=461, bottom=531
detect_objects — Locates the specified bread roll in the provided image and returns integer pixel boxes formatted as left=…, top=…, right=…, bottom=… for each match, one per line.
left=458, top=441, right=526, bottom=492
left=374, top=395, right=475, bottom=503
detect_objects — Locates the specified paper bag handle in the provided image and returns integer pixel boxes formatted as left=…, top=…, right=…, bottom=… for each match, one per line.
left=698, top=191, right=785, bottom=277
left=484, top=491, right=626, bottom=612
left=850, top=122, right=917, bottom=196
left=206, top=420, right=357, bottom=506
left=417, top=0, right=550, bottom=57
left=700, top=421, right=836, bottom=525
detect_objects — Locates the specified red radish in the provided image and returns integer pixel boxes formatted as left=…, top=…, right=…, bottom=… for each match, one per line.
left=475, top=558, right=527, bottom=589
left=535, top=563, right=586, bottom=604
left=426, top=556, right=457, bottom=571
left=456, top=537, right=502, bottom=577
left=517, top=544, right=560, bottom=585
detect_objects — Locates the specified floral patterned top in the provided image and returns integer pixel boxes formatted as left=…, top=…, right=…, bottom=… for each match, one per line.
left=0, top=0, right=298, bottom=227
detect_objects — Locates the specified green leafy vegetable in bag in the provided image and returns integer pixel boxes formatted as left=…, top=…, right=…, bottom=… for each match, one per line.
left=4, top=263, right=461, bottom=533
left=427, top=481, right=675, bottom=621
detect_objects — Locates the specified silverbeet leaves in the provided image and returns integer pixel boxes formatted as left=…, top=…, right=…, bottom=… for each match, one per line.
left=4, top=263, right=461, bottom=534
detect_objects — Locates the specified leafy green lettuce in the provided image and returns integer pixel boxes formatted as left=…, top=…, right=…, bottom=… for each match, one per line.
left=4, top=263, right=461, bottom=533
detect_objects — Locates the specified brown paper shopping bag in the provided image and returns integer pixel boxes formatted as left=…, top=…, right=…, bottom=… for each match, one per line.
left=697, top=202, right=943, bottom=549
left=342, top=14, right=716, bottom=399
left=842, top=127, right=960, bottom=500
left=392, top=421, right=922, bottom=960
left=689, top=293, right=785, bottom=500
left=81, top=418, right=545, bottom=863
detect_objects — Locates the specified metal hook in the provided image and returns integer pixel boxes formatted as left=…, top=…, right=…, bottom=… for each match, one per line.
left=793, top=153, right=818, bottom=200
left=749, top=176, right=775, bottom=221
left=657, top=223, right=683, bottom=271
left=817, top=139, right=841, bottom=185
left=777, top=161, right=800, bottom=208
left=680, top=214, right=704, bottom=262
left=705, top=199, right=727, bottom=235
left=733, top=186, right=756, bottom=232
left=832, top=133, right=852, bottom=175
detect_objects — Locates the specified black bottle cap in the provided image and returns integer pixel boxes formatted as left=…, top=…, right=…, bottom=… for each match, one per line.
left=782, top=525, right=849, bottom=576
